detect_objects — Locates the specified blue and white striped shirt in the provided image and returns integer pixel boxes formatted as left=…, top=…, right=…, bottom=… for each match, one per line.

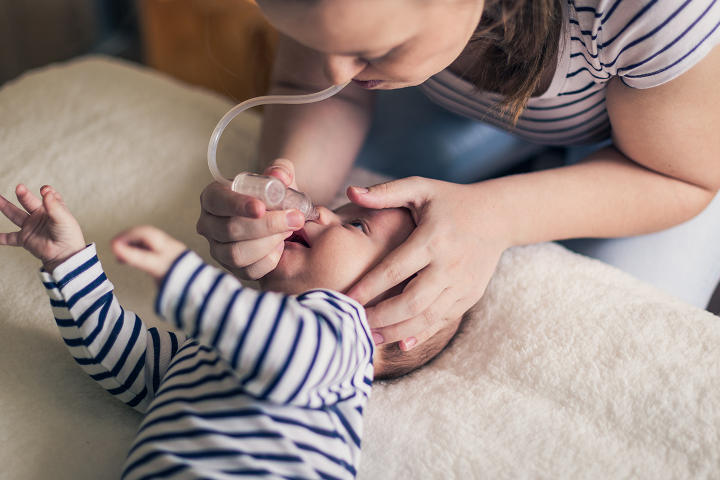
left=421, top=0, right=720, bottom=145
left=39, top=244, right=374, bottom=480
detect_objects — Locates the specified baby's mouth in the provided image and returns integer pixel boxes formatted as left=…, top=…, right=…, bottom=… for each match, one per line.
left=286, top=229, right=310, bottom=248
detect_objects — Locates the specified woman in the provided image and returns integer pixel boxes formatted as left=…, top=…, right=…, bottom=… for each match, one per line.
left=197, top=0, right=720, bottom=350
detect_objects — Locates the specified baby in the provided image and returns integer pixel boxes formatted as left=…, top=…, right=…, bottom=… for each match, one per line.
left=0, top=183, right=462, bottom=480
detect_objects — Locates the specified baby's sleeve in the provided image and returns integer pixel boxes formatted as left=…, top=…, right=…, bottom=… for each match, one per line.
left=600, top=0, right=720, bottom=88
left=155, top=250, right=375, bottom=408
left=39, top=244, right=187, bottom=414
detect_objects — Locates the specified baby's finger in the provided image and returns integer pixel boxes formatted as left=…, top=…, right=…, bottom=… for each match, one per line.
left=42, top=191, right=73, bottom=224
left=113, top=225, right=169, bottom=254
left=112, top=238, right=166, bottom=278
left=200, top=182, right=266, bottom=218
left=15, top=184, right=42, bottom=214
left=0, top=231, right=20, bottom=246
left=347, top=230, right=431, bottom=305
left=41, top=185, right=66, bottom=206
left=365, top=267, right=443, bottom=329
left=0, top=194, right=28, bottom=227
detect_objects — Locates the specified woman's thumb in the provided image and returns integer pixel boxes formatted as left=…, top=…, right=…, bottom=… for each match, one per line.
left=346, top=177, right=424, bottom=209
left=263, top=158, right=295, bottom=188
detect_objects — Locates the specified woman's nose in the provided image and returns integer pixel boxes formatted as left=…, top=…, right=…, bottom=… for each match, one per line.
left=323, top=54, right=366, bottom=85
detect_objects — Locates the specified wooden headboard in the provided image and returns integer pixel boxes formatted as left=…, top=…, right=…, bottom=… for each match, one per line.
left=138, top=0, right=278, bottom=102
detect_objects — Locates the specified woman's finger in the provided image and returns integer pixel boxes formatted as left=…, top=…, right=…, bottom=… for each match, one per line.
left=346, top=176, right=428, bottom=211
left=347, top=226, right=432, bottom=305
left=263, top=158, right=295, bottom=188
left=198, top=209, right=302, bottom=243
left=200, top=181, right=266, bottom=218
left=372, top=287, right=457, bottom=347
left=398, top=296, right=468, bottom=351
left=14, top=184, right=42, bottom=214
left=0, top=194, right=28, bottom=227
left=243, top=241, right=286, bottom=280
left=208, top=232, right=289, bottom=270
left=365, top=266, right=444, bottom=329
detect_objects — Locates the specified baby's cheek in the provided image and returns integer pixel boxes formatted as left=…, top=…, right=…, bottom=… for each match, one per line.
left=318, top=255, right=369, bottom=293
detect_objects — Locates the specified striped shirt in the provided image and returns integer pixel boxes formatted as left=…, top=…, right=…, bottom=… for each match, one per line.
left=421, top=0, right=720, bottom=145
left=39, top=244, right=374, bottom=480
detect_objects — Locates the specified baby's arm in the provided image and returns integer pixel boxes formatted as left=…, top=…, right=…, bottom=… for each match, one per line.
left=0, top=185, right=186, bottom=413
left=114, top=227, right=375, bottom=409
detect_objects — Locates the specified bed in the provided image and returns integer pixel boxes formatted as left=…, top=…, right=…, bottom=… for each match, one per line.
left=1, top=56, right=719, bottom=479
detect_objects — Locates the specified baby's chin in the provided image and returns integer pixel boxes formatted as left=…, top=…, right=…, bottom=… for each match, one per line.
left=259, top=251, right=310, bottom=294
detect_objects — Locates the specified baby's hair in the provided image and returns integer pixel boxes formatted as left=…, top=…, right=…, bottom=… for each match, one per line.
left=374, top=313, right=466, bottom=380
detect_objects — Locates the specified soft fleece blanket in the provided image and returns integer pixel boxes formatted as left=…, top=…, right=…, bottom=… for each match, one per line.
left=1, top=57, right=719, bottom=479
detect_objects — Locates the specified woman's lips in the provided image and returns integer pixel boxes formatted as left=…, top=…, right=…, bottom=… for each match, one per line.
left=353, top=79, right=383, bottom=89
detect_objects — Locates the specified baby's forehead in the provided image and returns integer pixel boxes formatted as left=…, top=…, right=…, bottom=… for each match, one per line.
left=333, top=203, right=372, bottom=217
left=334, top=203, right=411, bottom=222
left=334, top=203, right=415, bottom=236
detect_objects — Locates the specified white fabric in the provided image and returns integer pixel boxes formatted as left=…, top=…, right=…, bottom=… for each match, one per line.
left=1, top=57, right=719, bottom=479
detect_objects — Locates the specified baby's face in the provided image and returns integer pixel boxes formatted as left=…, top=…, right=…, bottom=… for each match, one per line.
left=260, top=204, right=414, bottom=295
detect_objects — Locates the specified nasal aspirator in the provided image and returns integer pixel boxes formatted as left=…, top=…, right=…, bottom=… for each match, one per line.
left=207, top=82, right=349, bottom=221
left=231, top=172, right=318, bottom=221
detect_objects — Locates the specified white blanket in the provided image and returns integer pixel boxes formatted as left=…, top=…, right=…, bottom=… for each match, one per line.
left=1, top=57, right=718, bottom=479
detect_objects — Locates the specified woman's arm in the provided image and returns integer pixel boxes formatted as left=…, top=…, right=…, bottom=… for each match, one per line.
left=196, top=34, right=374, bottom=279
left=259, top=35, right=375, bottom=204
left=487, top=45, right=720, bottom=246
left=347, top=46, right=720, bottom=348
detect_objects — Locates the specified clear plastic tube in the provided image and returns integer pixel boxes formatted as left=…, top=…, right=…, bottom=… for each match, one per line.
left=207, top=82, right=349, bottom=220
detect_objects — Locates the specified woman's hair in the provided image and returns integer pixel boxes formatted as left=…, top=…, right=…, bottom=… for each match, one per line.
left=462, top=0, right=563, bottom=123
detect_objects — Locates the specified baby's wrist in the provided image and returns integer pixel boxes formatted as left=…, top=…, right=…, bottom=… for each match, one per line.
left=42, top=245, right=88, bottom=273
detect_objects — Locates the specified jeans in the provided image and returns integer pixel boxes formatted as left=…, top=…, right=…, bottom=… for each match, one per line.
left=356, top=87, right=720, bottom=309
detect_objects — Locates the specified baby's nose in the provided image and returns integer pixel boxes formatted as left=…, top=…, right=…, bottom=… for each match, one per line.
left=314, top=206, right=340, bottom=226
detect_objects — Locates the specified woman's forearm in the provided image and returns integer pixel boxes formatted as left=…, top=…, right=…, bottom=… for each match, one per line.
left=257, top=34, right=374, bottom=205
left=482, top=145, right=717, bottom=247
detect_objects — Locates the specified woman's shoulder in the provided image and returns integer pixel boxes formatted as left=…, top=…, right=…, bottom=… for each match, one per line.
left=567, top=0, right=720, bottom=89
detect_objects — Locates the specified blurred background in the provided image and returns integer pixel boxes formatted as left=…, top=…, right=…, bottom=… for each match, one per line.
left=1, top=0, right=719, bottom=314
left=0, top=0, right=276, bottom=102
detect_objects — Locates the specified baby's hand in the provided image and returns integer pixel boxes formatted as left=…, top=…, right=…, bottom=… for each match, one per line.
left=0, top=184, right=86, bottom=272
left=111, top=226, right=187, bottom=285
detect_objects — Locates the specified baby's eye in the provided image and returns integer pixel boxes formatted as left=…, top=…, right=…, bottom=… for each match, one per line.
left=346, top=219, right=366, bottom=233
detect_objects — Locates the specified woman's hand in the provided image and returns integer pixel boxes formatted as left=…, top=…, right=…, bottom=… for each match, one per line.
left=346, top=176, right=511, bottom=351
left=0, top=184, right=86, bottom=273
left=196, top=158, right=306, bottom=280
